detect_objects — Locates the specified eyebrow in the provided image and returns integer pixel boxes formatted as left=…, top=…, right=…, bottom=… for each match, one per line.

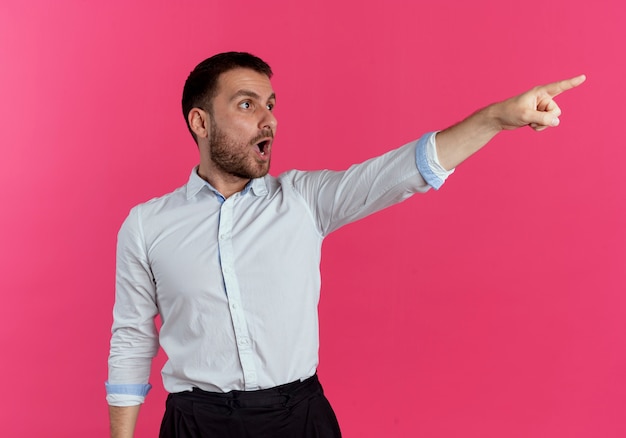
left=230, top=89, right=276, bottom=103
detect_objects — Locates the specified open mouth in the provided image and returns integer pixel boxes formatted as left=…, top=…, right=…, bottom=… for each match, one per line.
left=255, top=140, right=270, bottom=156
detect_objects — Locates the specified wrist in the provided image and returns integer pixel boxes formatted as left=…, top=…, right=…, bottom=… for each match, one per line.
left=479, top=103, right=506, bottom=134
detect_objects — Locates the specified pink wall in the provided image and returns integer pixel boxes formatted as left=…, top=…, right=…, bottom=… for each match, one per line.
left=1, top=0, right=624, bottom=436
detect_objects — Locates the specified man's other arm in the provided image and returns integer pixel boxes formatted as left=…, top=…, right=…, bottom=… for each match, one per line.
left=108, top=206, right=159, bottom=437
left=109, top=405, right=140, bottom=438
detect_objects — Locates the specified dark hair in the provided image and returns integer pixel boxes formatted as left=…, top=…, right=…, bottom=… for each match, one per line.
left=182, top=52, right=273, bottom=142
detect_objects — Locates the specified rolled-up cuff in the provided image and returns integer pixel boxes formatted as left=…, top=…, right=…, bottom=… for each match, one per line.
left=415, top=131, right=454, bottom=190
left=105, top=382, right=152, bottom=406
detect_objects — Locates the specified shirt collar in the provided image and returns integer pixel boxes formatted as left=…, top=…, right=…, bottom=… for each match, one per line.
left=186, top=167, right=269, bottom=200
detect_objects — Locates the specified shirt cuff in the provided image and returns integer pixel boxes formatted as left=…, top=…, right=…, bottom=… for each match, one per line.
left=105, top=382, right=152, bottom=406
left=415, top=131, right=455, bottom=190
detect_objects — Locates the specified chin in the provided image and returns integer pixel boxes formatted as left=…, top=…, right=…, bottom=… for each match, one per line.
left=253, top=163, right=271, bottom=178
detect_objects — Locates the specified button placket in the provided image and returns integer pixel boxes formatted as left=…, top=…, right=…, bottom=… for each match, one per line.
left=217, top=197, right=258, bottom=389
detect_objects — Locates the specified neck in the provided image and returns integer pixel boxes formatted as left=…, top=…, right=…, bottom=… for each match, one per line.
left=197, top=165, right=250, bottom=199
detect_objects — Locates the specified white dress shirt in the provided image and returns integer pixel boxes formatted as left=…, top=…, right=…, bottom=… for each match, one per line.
left=107, top=132, right=452, bottom=406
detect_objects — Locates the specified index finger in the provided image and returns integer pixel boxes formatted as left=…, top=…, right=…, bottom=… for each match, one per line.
left=540, top=74, right=587, bottom=97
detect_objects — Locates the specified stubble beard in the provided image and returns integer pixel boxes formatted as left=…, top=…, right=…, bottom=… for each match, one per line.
left=208, top=118, right=271, bottom=180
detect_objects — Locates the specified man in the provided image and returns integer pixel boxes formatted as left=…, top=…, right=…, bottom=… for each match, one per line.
left=107, top=52, right=585, bottom=437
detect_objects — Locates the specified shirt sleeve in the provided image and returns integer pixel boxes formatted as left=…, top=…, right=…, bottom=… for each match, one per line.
left=106, top=206, right=159, bottom=406
left=285, top=132, right=452, bottom=236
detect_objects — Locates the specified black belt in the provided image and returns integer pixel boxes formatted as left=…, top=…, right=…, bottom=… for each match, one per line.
left=173, top=374, right=321, bottom=409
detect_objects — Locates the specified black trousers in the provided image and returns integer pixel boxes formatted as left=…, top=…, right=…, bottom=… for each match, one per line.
left=159, top=375, right=342, bottom=438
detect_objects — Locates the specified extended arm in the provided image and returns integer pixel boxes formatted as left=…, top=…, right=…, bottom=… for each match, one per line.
left=435, top=75, right=586, bottom=170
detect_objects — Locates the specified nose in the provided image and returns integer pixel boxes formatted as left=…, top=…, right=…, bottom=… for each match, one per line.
left=259, top=107, right=277, bottom=133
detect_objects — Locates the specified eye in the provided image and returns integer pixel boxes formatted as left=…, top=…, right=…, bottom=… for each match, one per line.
left=266, top=103, right=274, bottom=111
left=239, top=101, right=251, bottom=109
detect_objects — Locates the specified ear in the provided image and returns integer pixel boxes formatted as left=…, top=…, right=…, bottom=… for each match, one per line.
left=188, top=108, right=210, bottom=140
